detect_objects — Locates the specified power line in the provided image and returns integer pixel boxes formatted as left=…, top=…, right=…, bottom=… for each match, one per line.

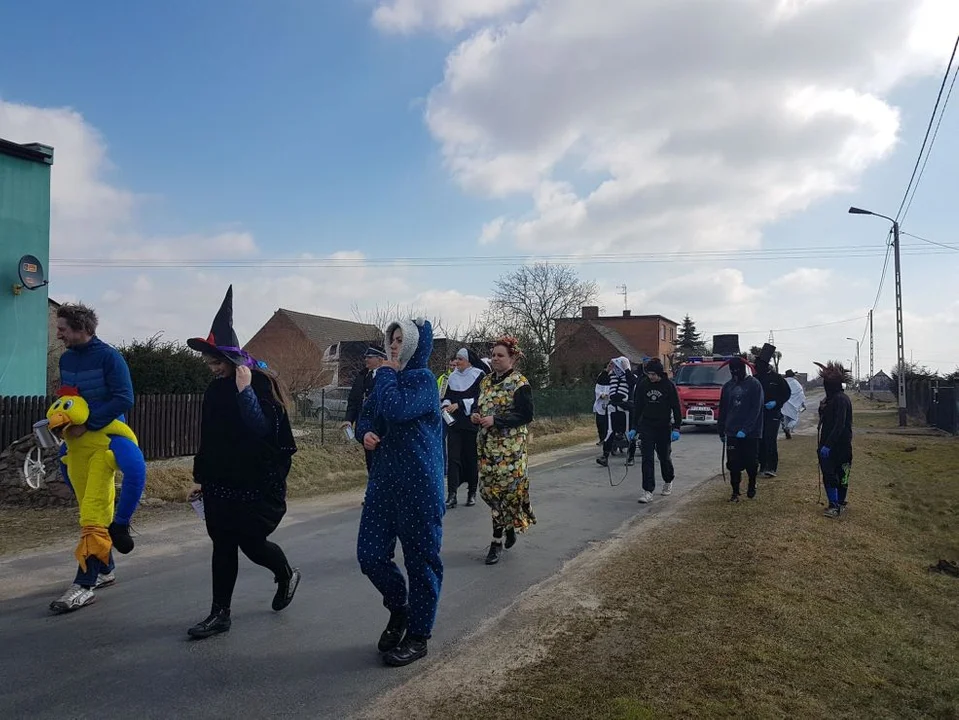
left=894, top=33, right=959, bottom=224
left=729, top=315, right=867, bottom=335
left=901, top=231, right=959, bottom=252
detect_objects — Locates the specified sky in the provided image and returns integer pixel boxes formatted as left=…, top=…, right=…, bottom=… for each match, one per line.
left=1, top=0, right=957, bottom=378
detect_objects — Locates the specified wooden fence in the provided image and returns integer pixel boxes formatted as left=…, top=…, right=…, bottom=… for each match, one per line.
left=1, top=394, right=203, bottom=461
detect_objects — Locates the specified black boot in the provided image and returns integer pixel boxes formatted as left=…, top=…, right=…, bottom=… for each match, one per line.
left=188, top=605, right=231, bottom=639
left=108, top=522, right=134, bottom=554
left=272, top=567, right=301, bottom=612
left=383, top=634, right=428, bottom=667
left=596, top=455, right=609, bottom=467
left=465, top=491, right=476, bottom=507
left=504, top=527, right=517, bottom=549
left=445, top=492, right=457, bottom=509
left=729, top=483, right=741, bottom=502
left=378, top=606, right=409, bottom=652
left=485, top=541, right=503, bottom=565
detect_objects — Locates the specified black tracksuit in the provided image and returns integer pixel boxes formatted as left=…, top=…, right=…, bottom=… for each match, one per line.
left=755, top=368, right=791, bottom=474
left=818, top=384, right=853, bottom=503
left=632, top=377, right=682, bottom=492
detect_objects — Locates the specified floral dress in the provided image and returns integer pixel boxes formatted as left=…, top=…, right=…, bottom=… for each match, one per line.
left=477, top=369, right=536, bottom=532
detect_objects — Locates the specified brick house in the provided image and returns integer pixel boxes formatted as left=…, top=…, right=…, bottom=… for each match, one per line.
left=551, top=306, right=679, bottom=384
left=244, top=309, right=380, bottom=392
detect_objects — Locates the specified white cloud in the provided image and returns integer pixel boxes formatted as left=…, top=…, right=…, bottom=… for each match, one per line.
left=776, top=267, right=834, bottom=294
left=411, top=0, right=954, bottom=255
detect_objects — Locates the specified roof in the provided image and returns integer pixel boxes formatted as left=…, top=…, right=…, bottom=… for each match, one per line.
left=559, top=313, right=680, bottom=326
left=277, top=309, right=380, bottom=349
left=589, top=323, right=646, bottom=360
left=0, top=138, right=54, bottom=165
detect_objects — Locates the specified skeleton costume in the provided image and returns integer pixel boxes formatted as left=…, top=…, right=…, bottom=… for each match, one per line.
left=596, top=357, right=636, bottom=466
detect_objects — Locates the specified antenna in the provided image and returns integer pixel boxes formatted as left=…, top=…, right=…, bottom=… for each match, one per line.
left=767, top=329, right=775, bottom=345
left=617, top=284, right=628, bottom=311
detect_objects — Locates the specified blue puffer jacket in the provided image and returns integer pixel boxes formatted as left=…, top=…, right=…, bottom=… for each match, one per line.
left=357, top=319, right=444, bottom=500
left=58, top=337, right=134, bottom=431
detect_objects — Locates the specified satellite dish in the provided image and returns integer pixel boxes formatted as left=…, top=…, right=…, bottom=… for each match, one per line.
left=17, top=254, right=48, bottom=291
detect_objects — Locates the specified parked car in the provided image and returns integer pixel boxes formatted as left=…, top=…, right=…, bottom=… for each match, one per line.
left=301, top=386, right=351, bottom=422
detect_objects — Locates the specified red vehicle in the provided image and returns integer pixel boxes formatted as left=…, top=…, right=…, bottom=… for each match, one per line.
left=674, top=356, right=753, bottom=428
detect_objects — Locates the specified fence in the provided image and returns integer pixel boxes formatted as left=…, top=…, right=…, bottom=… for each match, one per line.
left=905, top=379, right=958, bottom=435
left=1, top=394, right=203, bottom=461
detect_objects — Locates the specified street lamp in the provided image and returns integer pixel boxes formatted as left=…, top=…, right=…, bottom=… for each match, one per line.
left=846, top=337, right=860, bottom=389
left=848, top=206, right=907, bottom=426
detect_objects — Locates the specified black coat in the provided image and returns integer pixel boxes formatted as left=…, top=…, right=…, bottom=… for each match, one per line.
left=346, top=368, right=375, bottom=425
left=756, top=369, right=792, bottom=420
left=193, top=373, right=297, bottom=537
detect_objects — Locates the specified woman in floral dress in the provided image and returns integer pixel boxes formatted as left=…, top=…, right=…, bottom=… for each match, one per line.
left=471, top=336, right=535, bottom=565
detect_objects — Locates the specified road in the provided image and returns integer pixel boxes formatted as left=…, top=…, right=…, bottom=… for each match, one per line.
left=0, top=431, right=727, bottom=719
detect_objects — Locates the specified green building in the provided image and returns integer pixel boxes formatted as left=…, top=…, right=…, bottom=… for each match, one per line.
left=0, top=137, right=55, bottom=397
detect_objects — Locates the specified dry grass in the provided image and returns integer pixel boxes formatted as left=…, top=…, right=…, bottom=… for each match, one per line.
left=419, top=429, right=959, bottom=719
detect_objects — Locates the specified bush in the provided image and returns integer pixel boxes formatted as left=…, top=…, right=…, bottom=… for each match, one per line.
left=119, top=334, right=210, bottom=394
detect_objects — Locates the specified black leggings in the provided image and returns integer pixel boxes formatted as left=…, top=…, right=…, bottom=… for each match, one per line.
left=208, top=526, right=290, bottom=609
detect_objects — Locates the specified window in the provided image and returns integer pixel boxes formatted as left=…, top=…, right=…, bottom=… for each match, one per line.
left=661, top=325, right=666, bottom=341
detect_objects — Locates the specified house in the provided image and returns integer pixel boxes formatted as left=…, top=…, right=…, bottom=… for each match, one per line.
left=862, top=370, right=893, bottom=392
left=0, top=138, right=54, bottom=396
left=551, top=306, right=679, bottom=384
left=244, top=309, right=380, bottom=392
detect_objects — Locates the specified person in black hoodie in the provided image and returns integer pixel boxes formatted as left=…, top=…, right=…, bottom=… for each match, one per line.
left=753, top=343, right=791, bottom=478
left=632, top=358, right=682, bottom=503
left=815, top=361, right=854, bottom=519
left=442, top=348, right=487, bottom=508
left=185, top=287, right=300, bottom=639
left=718, top=356, right=764, bottom=501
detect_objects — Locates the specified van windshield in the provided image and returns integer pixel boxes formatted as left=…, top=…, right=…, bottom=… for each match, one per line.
left=674, top=364, right=731, bottom=387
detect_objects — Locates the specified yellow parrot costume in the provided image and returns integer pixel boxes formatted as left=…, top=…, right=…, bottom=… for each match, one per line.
left=46, top=387, right=146, bottom=572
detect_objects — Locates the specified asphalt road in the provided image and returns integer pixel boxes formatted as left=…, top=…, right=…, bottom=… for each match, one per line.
left=0, top=430, right=728, bottom=719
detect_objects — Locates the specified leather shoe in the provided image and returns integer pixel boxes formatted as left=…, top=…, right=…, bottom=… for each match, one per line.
left=383, top=635, right=428, bottom=667
left=485, top=541, right=503, bottom=565
left=504, top=528, right=516, bottom=549
left=378, top=607, right=409, bottom=652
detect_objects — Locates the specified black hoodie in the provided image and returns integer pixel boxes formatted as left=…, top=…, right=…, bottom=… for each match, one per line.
left=818, top=380, right=853, bottom=464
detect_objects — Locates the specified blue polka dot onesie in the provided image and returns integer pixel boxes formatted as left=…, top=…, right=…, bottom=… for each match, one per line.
left=356, top=318, right=445, bottom=639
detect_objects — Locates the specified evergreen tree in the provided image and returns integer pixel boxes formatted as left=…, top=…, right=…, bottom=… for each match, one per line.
left=674, top=315, right=708, bottom=361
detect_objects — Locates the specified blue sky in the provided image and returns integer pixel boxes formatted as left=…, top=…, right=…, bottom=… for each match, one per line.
left=1, top=0, right=956, bottom=375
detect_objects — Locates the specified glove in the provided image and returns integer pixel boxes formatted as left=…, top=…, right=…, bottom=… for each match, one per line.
left=765, top=400, right=776, bottom=410
left=671, top=430, right=680, bottom=442
left=819, top=446, right=831, bottom=460
left=108, top=522, right=135, bottom=554
left=735, top=430, right=746, bottom=439
left=627, top=429, right=637, bottom=442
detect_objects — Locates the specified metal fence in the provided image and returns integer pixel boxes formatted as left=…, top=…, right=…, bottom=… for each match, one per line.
left=905, top=379, right=958, bottom=434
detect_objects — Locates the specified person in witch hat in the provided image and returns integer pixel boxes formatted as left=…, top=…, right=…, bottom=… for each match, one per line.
left=753, top=343, right=791, bottom=478
left=815, top=361, right=854, bottom=518
left=717, top=356, right=764, bottom=501
left=184, top=286, right=301, bottom=639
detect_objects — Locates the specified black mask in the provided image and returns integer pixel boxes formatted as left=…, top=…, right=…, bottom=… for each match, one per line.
left=728, top=357, right=746, bottom=381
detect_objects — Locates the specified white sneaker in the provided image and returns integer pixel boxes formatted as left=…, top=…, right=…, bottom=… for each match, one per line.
left=637, top=491, right=654, bottom=504
left=95, top=572, right=116, bottom=589
left=50, top=584, right=96, bottom=614
left=662, top=482, right=673, bottom=496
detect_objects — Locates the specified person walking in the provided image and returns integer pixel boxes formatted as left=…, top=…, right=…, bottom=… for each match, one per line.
left=753, top=344, right=791, bottom=477
left=718, top=356, right=764, bottom=501
left=472, top=336, right=535, bottom=566
left=781, top=369, right=807, bottom=439
left=632, top=358, right=682, bottom=503
left=596, top=357, right=636, bottom=467
left=185, top=286, right=300, bottom=639
left=815, top=362, right=854, bottom=518
left=442, top=348, right=486, bottom=508
left=356, top=317, right=445, bottom=667
left=593, top=366, right=611, bottom=446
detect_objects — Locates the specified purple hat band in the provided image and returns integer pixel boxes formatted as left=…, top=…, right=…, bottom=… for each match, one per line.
left=217, top=346, right=267, bottom=370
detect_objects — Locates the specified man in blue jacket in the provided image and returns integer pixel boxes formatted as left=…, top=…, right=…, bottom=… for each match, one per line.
left=51, top=303, right=144, bottom=613
left=717, top=356, right=764, bottom=502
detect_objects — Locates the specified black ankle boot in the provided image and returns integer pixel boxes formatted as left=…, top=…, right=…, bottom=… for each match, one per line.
left=504, top=527, right=516, bottom=549
left=485, top=541, right=503, bottom=565
left=596, top=455, right=609, bottom=467
left=188, top=605, right=232, bottom=639
left=383, top=634, right=428, bottom=667
left=445, top=492, right=457, bottom=509
left=378, top=606, right=409, bottom=652
left=465, top=491, right=476, bottom=507
left=272, top=567, right=301, bottom=612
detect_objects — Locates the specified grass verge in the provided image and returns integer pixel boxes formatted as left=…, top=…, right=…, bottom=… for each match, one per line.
left=413, top=429, right=959, bottom=719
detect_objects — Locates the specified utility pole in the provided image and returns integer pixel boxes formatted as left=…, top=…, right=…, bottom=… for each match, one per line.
left=618, top=284, right=628, bottom=312
left=868, top=309, right=874, bottom=399
left=848, top=206, right=907, bottom=426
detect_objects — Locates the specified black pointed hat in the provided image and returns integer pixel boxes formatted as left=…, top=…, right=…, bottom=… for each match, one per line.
left=187, top=286, right=255, bottom=367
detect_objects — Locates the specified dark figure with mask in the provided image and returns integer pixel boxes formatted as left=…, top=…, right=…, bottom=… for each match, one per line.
left=752, top=343, right=791, bottom=478
left=718, top=356, right=764, bottom=501
left=815, top=362, right=854, bottom=519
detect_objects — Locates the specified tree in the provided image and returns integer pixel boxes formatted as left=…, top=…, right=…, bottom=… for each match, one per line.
left=487, top=263, right=598, bottom=383
left=673, top=315, right=709, bottom=363
left=119, top=334, right=210, bottom=394
left=748, top=345, right=782, bottom=372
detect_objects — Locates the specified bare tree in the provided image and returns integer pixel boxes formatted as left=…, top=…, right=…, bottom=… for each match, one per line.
left=282, top=342, right=332, bottom=396
left=488, top=263, right=598, bottom=357
left=350, top=302, right=446, bottom=341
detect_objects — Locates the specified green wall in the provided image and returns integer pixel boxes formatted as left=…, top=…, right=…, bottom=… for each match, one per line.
left=0, top=144, right=53, bottom=397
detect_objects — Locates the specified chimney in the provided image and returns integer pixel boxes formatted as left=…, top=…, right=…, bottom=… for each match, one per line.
left=623, top=310, right=631, bottom=317
left=582, top=306, right=600, bottom=319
